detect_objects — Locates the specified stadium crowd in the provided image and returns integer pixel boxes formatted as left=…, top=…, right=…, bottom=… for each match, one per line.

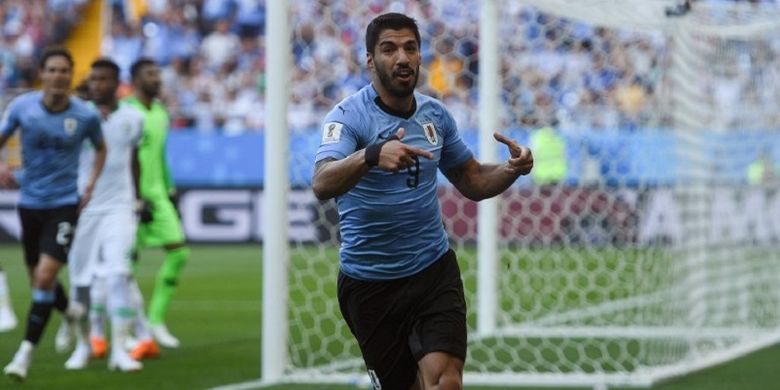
left=0, top=0, right=90, bottom=91
left=1, top=0, right=778, bottom=133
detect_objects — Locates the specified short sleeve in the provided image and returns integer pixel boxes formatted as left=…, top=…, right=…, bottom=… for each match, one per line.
left=438, top=108, right=473, bottom=173
left=314, top=119, right=361, bottom=163
left=0, top=98, right=20, bottom=137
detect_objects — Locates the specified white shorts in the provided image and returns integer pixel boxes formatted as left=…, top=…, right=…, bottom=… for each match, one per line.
left=68, top=210, right=137, bottom=287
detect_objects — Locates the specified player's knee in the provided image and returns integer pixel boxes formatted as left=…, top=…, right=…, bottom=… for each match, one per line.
left=32, top=269, right=57, bottom=289
left=165, top=246, right=190, bottom=272
left=437, top=372, right=462, bottom=390
left=169, top=246, right=189, bottom=262
left=433, top=362, right=463, bottom=390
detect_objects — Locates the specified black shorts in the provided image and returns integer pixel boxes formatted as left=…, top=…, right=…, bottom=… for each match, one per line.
left=18, top=205, right=79, bottom=266
left=337, top=249, right=467, bottom=390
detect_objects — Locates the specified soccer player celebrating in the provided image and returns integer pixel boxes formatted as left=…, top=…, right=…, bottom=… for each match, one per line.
left=312, top=13, right=533, bottom=390
left=123, top=58, right=189, bottom=349
left=0, top=47, right=106, bottom=381
left=64, top=58, right=146, bottom=372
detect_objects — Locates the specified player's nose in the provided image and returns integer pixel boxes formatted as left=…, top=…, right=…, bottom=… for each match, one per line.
left=396, top=48, right=410, bottom=64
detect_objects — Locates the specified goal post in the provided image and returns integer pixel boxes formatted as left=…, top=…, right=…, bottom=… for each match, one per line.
left=477, top=0, right=500, bottom=338
left=261, top=0, right=780, bottom=388
left=261, top=0, right=290, bottom=385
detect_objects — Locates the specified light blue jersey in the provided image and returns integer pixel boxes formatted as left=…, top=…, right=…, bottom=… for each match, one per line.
left=0, top=91, right=103, bottom=208
left=315, top=84, right=473, bottom=281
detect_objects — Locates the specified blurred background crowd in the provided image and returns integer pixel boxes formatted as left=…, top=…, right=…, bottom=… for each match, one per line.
left=1, top=0, right=778, bottom=134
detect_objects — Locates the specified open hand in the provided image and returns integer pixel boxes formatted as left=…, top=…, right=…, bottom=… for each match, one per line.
left=494, top=132, right=533, bottom=176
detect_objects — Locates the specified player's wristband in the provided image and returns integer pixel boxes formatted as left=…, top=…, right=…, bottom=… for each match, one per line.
left=364, top=135, right=400, bottom=167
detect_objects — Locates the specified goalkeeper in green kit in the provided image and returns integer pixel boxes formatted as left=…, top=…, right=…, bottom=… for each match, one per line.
left=123, top=58, right=189, bottom=349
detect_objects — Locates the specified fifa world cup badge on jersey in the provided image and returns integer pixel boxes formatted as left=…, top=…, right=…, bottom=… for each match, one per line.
left=64, top=118, right=78, bottom=136
left=321, top=122, right=342, bottom=144
left=422, top=122, right=438, bottom=145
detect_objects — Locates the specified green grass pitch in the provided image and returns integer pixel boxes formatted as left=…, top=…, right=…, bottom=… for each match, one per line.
left=0, top=244, right=777, bottom=389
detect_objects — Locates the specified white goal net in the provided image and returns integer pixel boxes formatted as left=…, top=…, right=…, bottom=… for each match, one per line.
left=264, top=0, right=780, bottom=388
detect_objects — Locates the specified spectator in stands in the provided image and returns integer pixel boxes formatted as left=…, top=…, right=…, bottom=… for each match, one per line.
left=748, top=147, right=776, bottom=186
left=105, top=22, right=143, bottom=82
left=201, top=18, right=240, bottom=71
left=3, top=0, right=777, bottom=135
left=530, top=123, right=568, bottom=185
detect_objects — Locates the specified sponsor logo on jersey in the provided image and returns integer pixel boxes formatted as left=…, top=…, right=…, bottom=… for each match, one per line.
left=322, top=122, right=343, bottom=144
left=422, top=122, right=438, bottom=145
left=64, top=118, right=78, bottom=136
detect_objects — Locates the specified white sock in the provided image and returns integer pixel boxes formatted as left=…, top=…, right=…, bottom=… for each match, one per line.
left=107, top=273, right=136, bottom=334
left=69, top=287, right=91, bottom=347
left=106, top=273, right=137, bottom=357
left=89, top=277, right=107, bottom=339
left=17, top=340, right=34, bottom=358
left=129, top=278, right=152, bottom=340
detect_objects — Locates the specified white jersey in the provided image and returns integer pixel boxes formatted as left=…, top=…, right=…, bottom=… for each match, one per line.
left=78, top=103, right=144, bottom=214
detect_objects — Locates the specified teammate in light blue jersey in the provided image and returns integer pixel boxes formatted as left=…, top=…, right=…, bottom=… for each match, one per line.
left=0, top=47, right=106, bottom=381
left=313, top=13, right=534, bottom=390
left=0, top=92, right=103, bottom=208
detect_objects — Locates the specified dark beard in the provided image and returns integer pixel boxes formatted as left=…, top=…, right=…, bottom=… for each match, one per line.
left=142, top=84, right=160, bottom=99
left=377, top=65, right=418, bottom=98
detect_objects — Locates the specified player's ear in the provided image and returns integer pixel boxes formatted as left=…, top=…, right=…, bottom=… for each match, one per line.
left=366, top=52, right=374, bottom=71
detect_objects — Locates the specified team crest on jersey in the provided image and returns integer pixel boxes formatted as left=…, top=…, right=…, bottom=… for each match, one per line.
left=422, top=122, right=438, bottom=145
left=367, top=369, right=381, bottom=390
left=63, top=118, right=78, bottom=136
left=321, top=122, right=342, bottom=144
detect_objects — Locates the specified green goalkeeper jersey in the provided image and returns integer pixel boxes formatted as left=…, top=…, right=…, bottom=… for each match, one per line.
left=123, top=96, right=175, bottom=201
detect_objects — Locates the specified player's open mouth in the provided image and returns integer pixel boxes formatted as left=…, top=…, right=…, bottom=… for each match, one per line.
left=394, top=69, right=414, bottom=81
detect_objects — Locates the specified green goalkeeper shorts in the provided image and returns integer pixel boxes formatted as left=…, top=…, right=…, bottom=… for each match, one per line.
left=136, top=196, right=185, bottom=248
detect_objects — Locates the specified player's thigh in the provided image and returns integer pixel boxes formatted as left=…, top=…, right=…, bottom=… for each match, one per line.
left=39, top=204, right=79, bottom=264
left=18, top=207, right=43, bottom=270
left=99, top=211, right=137, bottom=276
left=337, top=272, right=419, bottom=390
left=408, top=249, right=467, bottom=362
left=418, top=351, right=464, bottom=389
left=68, top=213, right=103, bottom=287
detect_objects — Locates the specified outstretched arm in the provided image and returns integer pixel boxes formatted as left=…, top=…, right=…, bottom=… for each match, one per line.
left=312, top=128, right=433, bottom=200
left=444, top=132, right=533, bottom=201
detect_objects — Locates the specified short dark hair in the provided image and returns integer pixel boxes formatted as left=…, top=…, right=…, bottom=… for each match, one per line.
left=39, top=47, right=74, bottom=70
left=91, top=58, right=120, bottom=81
left=365, top=13, right=421, bottom=55
left=130, top=58, right=157, bottom=80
